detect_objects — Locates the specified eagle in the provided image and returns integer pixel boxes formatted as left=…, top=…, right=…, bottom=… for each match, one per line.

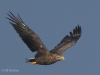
left=7, top=11, right=81, bottom=65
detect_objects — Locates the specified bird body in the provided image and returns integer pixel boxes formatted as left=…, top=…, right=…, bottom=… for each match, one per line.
left=26, top=52, right=64, bottom=65
left=35, top=54, right=64, bottom=65
left=7, top=11, right=81, bottom=65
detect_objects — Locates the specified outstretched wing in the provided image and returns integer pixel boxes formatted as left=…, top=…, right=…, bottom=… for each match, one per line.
left=50, top=25, right=81, bottom=55
left=7, top=11, right=48, bottom=54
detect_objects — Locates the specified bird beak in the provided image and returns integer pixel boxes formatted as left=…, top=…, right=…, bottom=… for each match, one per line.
left=61, top=56, right=65, bottom=60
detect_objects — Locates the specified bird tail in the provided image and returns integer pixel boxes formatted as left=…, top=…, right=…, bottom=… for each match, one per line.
left=25, top=58, right=36, bottom=63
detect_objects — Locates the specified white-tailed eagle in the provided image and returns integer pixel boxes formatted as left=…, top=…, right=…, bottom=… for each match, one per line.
left=7, top=11, right=81, bottom=65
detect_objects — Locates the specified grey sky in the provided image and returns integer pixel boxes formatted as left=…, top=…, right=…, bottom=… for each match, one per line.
left=0, top=0, right=100, bottom=75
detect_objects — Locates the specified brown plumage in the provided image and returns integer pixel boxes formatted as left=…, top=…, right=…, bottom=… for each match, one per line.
left=7, top=11, right=82, bottom=65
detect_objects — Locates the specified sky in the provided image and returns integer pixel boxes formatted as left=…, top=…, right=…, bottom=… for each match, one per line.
left=0, top=0, right=100, bottom=75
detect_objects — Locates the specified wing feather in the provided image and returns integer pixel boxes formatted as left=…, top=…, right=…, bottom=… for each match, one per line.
left=7, top=11, right=48, bottom=54
left=50, top=25, right=81, bottom=55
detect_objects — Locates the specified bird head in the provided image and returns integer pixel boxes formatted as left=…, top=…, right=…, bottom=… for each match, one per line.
left=56, top=55, right=65, bottom=61
left=59, top=56, right=65, bottom=60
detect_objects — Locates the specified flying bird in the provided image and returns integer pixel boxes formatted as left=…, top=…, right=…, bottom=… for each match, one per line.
left=7, top=11, right=81, bottom=65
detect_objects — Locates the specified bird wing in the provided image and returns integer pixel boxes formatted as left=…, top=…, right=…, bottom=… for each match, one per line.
left=7, top=11, right=49, bottom=54
left=50, top=25, right=81, bottom=55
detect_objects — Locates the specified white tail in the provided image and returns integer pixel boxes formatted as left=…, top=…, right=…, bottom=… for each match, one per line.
left=25, top=58, right=35, bottom=62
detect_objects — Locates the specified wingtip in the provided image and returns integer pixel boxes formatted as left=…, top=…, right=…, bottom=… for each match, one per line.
left=77, top=25, right=82, bottom=34
left=9, top=11, right=12, bottom=14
